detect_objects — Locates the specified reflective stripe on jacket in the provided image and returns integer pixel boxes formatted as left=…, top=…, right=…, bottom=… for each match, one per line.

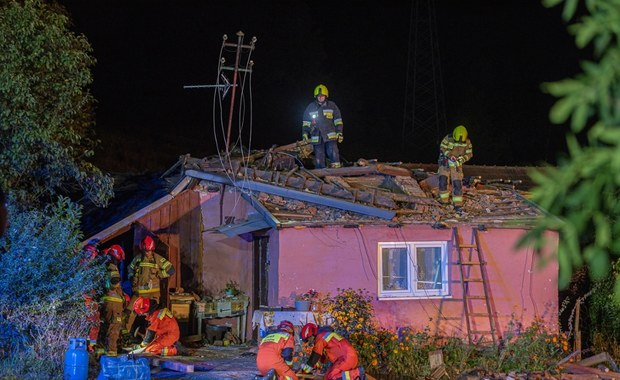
left=129, top=252, right=174, bottom=293
left=302, top=100, right=343, bottom=144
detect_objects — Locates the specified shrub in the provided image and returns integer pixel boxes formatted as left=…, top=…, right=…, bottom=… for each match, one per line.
left=0, top=197, right=106, bottom=378
left=320, top=288, right=568, bottom=377
left=320, top=287, right=376, bottom=339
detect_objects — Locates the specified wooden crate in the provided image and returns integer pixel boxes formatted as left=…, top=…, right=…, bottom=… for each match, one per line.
left=171, top=302, right=190, bottom=320
left=231, top=300, right=245, bottom=313
left=170, top=293, right=194, bottom=320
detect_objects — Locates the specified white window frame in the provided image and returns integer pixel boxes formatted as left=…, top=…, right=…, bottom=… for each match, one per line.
left=377, top=241, right=449, bottom=299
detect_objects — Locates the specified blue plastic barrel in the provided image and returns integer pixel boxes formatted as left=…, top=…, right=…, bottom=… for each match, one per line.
left=64, top=337, right=89, bottom=380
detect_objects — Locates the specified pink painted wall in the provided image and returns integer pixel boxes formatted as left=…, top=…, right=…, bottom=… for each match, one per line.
left=198, top=189, right=253, bottom=298
left=273, top=224, right=558, bottom=339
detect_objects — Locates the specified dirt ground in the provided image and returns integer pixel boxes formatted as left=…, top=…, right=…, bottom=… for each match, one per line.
left=146, top=342, right=260, bottom=379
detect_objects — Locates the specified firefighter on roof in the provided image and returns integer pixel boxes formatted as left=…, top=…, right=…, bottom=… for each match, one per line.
left=438, top=125, right=473, bottom=211
left=302, top=84, right=344, bottom=169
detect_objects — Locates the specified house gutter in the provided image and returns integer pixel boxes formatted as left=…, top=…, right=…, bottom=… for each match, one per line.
left=185, top=170, right=395, bottom=220
left=82, top=176, right=193, bottom=244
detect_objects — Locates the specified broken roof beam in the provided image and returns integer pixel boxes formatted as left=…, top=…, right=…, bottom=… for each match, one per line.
left=185, top=170, right=396, bottom=220
left=308, top=164, right=411, bottom=178
left=241, top=167, right=397, bottom=208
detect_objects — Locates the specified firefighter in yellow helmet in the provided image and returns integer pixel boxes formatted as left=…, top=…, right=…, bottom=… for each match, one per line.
left=302, top=84, right=344, bottom=169
left=438, top=125, right=473, bottom=212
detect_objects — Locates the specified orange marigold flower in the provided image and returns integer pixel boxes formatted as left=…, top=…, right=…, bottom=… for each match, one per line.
left=371, top=359, right=378, bottom=366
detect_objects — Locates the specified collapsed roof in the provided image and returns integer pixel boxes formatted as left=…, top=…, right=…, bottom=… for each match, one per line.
left=81, top=142, right=545, bottom=240
left=182, top=141, right=543, bottom=230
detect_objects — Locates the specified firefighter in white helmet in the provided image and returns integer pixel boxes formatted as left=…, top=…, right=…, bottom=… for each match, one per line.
left=438, top=125, right=473, bottom=212
left=302, top=84, right=344, bottom=169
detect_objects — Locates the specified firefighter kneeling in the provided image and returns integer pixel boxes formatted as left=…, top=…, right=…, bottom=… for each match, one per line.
left=299, top=323, right=365, bottom=380
left=131, top=297, right=180, bottom=356
left=255, top=320, right=298, bottom=380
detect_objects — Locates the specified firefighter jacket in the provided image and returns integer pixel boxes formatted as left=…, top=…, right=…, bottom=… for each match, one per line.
left=128, top=252, right=174, bottom=297
left=302, top=99, right=343, bottom=144
left=143, top=307, right=180, bottom=355
left=438, top=134, right=473, bottom=167
left=306, top=328, right=358, bottom=370
left=256, top=329, right=297, bottom=379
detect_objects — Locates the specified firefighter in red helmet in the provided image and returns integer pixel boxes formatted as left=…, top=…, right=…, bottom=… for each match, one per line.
left=125, top=235, right=175, bottom=335
left=130, top=297, right=180, bottom=356
left=255, top=320, right=298, bottom=380
left=100, top=244, right=129, bottom=356
left=299, top=323, right=365, bottom=380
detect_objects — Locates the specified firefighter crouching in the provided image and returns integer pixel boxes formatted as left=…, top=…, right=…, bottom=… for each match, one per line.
left=255, top=320, right=298, bottom=380
left=131, top=297, right=180, bottom=356
left=299, top=323, right=365, bottom=380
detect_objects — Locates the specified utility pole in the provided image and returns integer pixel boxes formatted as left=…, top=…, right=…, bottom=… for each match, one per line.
left=401, top=0, right=447, bottom=162
left=183, top=31, right=256, bottom=157
left=221, top=31, right=256, bottom=155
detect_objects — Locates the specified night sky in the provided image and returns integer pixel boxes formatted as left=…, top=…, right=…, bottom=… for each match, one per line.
left=58, top=1, right=582, bottom=172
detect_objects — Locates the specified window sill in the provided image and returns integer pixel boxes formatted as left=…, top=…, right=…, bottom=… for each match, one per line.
left=378, top=295, right=453, bottom=301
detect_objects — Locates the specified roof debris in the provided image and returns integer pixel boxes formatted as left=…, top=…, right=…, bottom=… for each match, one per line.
left=182, top=141, right=543, bottom=228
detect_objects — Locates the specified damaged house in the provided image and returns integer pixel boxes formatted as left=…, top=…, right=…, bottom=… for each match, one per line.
left=82, top=142, right=558, bottom=344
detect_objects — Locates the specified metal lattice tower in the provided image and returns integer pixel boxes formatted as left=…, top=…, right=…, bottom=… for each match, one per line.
left=401, top=0, right=447, bottom=162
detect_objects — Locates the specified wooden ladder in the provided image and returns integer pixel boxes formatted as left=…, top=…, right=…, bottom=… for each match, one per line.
left=453, top=227, right=497, bottom=346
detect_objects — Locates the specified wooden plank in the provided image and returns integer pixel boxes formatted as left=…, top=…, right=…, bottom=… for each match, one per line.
left=161, top=360, right=194, bottom=373
left=376, top=164, right=411, bottom=177
left=151, top=357, right=195, bottom=373
left=297, top=374, right=323, bottom=379
left=429, top=349, right=444, bottom=370
left=325, top=175, right=354, bottom=191
left=562, top=363, right=620, bottom=379
left=394, top=175, right=427, bottom=197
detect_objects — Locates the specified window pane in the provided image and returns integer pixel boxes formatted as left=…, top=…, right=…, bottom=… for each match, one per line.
left=416, top=247, right=442, bottom=290
left=381, top=247, right=408, bottom=291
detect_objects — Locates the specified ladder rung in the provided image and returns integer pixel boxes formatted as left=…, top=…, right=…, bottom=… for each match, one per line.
left=470, top=313, right=490, bottom=317
left=459, top=261, right=484, bottom=265
left=463, top=278, right=483, bottom=282
left=460, top=244, right=477, bottom=249
left=471, top=330, right=493, bottom=334
left=439, top=316, right=461, bottom=320
left=465, top=295, right=487, bottom=299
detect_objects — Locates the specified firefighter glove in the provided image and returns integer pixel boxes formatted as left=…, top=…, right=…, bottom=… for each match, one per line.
left=302, top=133, right=309, bottom=142
left=300, top=363, right=313, bottom=374
left=337, top=132, right=343, bottom=143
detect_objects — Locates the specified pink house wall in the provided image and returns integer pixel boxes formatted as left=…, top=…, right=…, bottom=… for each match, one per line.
left=198, top=190, right=254, bottom=298
left=273, top=224, right=558, bottom=339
